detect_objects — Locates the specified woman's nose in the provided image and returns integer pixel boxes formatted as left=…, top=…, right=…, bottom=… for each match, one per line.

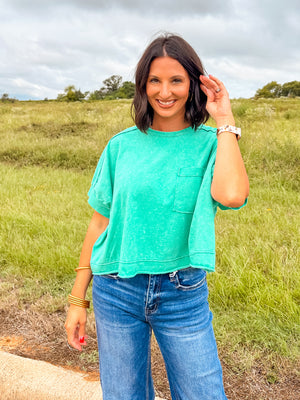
left=159, top=83, right=171, bottom=98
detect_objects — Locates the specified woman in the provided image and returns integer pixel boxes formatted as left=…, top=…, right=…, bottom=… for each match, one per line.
left=65, top=33, right=249, bottom=400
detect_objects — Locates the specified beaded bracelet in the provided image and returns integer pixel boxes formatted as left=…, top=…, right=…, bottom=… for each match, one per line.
left=68, top=294, right=90, bottom=308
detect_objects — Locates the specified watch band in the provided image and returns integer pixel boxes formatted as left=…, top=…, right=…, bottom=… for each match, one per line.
left=217, top=125, right=241, bottom=140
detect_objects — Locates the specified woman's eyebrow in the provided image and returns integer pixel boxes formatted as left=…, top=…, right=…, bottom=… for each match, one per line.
left=148, top=74, right=186, bottom=79
left=170, top=75, right=185, bottom=79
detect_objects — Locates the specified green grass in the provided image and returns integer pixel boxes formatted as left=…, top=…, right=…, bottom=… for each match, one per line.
left=0, top=98, right=299, bottom=363
left=0, top=100, right=133, bottom=169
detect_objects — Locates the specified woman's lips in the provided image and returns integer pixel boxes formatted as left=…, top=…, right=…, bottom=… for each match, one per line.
left=156, top=99, right=176, bottom=108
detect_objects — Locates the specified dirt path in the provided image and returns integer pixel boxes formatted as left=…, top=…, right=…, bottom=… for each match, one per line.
left=0, top=306, right=298, bottom=400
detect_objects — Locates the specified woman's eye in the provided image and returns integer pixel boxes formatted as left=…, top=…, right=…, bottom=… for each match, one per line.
left=173, top=78, right=182, bottom=84
left=149, top=78, right=159, bottom=83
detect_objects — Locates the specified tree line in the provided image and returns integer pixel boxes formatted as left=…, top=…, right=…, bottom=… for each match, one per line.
left=254, top=81, right=300, bottom=99
left=56, top=75, right=135, bottom=102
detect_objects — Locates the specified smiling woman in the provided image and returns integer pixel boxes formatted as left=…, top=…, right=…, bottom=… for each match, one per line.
left=65, top=32, right=249, bottom=400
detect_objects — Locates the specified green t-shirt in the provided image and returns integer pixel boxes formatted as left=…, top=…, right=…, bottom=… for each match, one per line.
left=88, top=125, right=246, bottom=277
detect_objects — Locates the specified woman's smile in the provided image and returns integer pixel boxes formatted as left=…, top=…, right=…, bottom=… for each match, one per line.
left=156, top=99, right=177, bottom=107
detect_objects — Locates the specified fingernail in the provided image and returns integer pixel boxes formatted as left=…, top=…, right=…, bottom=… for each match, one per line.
left=79, top=336, right=85, bottom=344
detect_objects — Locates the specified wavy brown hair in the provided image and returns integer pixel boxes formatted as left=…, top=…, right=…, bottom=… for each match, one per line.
left=131, top=33, right=209, bottom=132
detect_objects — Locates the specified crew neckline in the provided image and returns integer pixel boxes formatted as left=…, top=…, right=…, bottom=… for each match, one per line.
left=146, top=126, right=194, bottom=137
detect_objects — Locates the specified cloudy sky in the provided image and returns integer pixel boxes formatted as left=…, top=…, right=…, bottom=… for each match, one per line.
left=0, top=0, right=299, bottom=100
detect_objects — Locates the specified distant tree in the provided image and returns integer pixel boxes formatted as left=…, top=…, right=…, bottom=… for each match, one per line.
left=57, top=93, right=65, bottom=101
left=88, top=88, right=106, bottom=100
left=117, top=81, right=135, bottom=99
left=1, top=93, right=9, bottom=102
left=280, top=81, right=300, bottom=97
left=65, top=85, right=77, bottom=101
left=255, top=81, right=281, bottom=98
left=102, top=75, right=122, bottom=95
left=1, top=93, right=17, bottom=103
left=89, top=75, right=129, bottom=100
left=57, top=85, right=88, bottom=102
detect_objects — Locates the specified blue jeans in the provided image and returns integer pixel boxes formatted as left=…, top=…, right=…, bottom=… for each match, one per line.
left=92, top=268, right=227, bottom=400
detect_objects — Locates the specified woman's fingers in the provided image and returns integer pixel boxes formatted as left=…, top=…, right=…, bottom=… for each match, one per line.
left=199, top=76, right=218, bottom=99
left=65, top=307, right=87, bottom=351
left=208, top=75, right=228, bottom=95
left=66, top=323, right=81, bottom=350
left=68, top=327, right=87, bottom=351
left=200, top=75, right=217, bottom=91
left=200, top=83, right=214, bottom=101
left=200, top=74, right=227, bottom=96
left=208, top=74, right=223, bottom=86
left=78, top=324, right=87, bottom=346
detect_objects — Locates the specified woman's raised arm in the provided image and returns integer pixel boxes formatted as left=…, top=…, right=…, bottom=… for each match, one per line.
left=200, top=74, right=249, bottom=207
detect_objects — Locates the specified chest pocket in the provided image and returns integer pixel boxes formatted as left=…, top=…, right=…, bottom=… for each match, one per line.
left=173, top=167, right=204, bottom=213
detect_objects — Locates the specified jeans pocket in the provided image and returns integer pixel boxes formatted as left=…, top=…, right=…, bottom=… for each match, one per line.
left=174, top=267, right=206, bottom=291
left=173, top=167, right=204, bottom=213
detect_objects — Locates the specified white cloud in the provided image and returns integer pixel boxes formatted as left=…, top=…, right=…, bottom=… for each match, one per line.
left=0, top=0, right=299, bottom=99
left=6, top=0, right=232, bottom=16
left=10, top=78, right=58, bottom=99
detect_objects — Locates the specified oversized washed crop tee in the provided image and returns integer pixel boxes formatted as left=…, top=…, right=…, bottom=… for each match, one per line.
left=88, top=125, right=246, bottom=278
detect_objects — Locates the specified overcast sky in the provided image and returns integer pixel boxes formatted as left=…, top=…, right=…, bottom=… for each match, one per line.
left=0, top=0, right=299, bottom=100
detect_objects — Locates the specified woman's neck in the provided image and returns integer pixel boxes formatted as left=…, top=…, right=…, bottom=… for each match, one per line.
left=151, top=118, right=190, bottom=132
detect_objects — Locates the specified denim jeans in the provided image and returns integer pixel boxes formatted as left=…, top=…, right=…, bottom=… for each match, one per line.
left=92, top=267, right=227, bottom=400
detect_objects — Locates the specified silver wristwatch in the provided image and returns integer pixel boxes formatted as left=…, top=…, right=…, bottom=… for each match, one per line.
left=217, top=125, right=241, bottom=140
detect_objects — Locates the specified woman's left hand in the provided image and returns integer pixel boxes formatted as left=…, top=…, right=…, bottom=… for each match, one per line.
left=199, top=75, right=235, bottom=126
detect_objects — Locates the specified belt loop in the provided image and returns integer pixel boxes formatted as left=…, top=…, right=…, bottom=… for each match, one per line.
left=169, top=270, right=178, bottom=281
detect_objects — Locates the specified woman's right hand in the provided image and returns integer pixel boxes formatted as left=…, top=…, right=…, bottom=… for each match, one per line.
left=65, top=305, right=88, bottom=351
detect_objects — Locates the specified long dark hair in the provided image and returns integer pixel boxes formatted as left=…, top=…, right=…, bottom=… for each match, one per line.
left=132, top=33, right=209, bottom=132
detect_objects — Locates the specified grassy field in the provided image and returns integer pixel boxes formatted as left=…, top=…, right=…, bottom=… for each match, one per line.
left=0, top=98, right=299, bottom=393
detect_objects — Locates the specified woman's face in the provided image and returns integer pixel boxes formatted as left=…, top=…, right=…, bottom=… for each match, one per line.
left=146, top=56, right=190, bottom=131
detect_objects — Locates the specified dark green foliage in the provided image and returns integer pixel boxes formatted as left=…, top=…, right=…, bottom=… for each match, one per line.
left=89, top=76, right=135, bottom=100
left=255, top=81, right=300, bottom=98
left=88, top=88, right=106, bottom=100
left=57, top=85, right=88, bottom=102
left=102, top=75, right=122, bottom=94
left=255, top=81, right=282, bottom=98
left=281, top=81, right=300, bottom=97
left=117, top=81, right=135, bottom=99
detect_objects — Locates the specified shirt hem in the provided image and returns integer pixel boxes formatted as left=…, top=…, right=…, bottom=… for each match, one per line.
left=91, top=251, right=216, bottom=278
left=88, top=196, right=110, bottom=218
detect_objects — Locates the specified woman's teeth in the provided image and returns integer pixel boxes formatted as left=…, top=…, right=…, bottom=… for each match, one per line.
left=158, top=100, right=175, bottom=105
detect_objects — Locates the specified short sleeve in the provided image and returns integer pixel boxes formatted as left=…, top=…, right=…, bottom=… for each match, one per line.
left=88, top=145, right=113, bottom=218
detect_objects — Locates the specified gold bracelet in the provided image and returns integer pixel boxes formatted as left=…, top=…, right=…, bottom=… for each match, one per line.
left=75, top=266, right=91, bottom=272
left=68, top=294, right=90, bottom=308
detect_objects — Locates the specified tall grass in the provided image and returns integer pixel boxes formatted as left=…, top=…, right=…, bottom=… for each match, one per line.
left=0, top=100, right=133, bottom=169
left=0, top=98, right=299, bottom=361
